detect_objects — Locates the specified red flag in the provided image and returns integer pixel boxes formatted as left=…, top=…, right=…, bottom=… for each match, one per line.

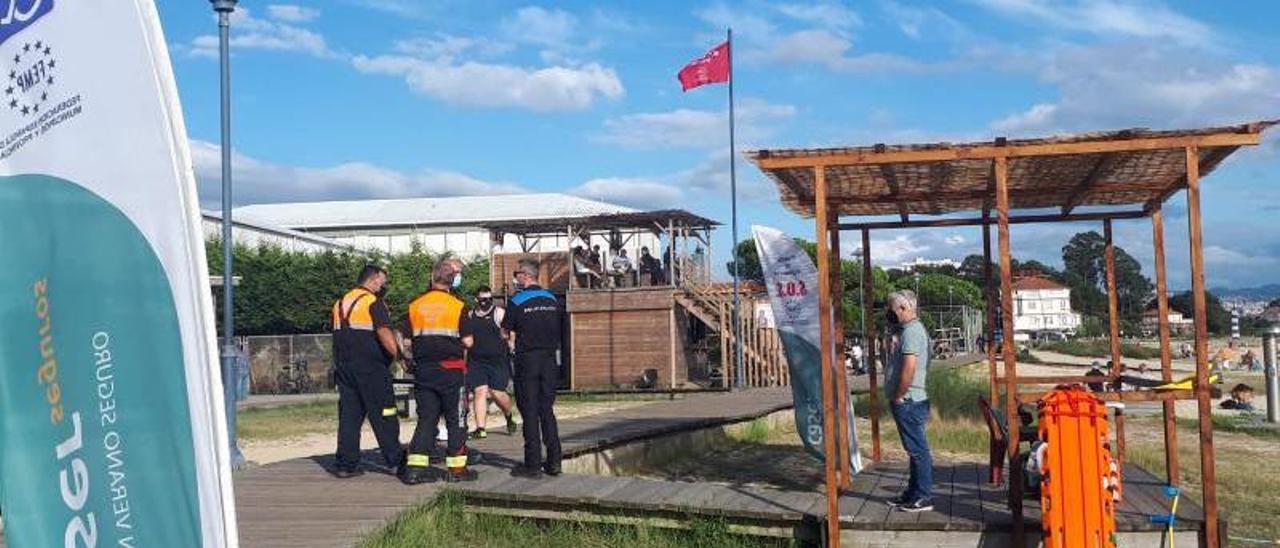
left=678, top=41, right=730, bottom=91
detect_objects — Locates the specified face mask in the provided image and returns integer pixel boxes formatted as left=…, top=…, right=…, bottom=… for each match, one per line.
left=885, top=308, right=900, bottom=329
left=452, top=273, right=462, bottom=288
left=512, top=276, right=523, bottom=289
left=376, top=286, right=388, bottom=299
left=477, top=297, right=493, bottom=309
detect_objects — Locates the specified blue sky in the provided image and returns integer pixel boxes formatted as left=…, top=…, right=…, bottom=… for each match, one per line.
left=158, top=0, right=1280, bottom=290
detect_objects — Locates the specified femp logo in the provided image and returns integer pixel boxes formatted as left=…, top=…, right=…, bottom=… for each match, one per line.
left=0, top=0, right=52, bottom=48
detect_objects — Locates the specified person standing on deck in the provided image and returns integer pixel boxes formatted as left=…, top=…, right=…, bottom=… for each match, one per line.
left=402, top=258, right=479, bottom=484
left=330, top=264, right=406, bottom=479
left=884, top=289, right=934, bottom=512
left=465, top=285, right=518, bottom=439
left=504, top=258, right=566, bottom=478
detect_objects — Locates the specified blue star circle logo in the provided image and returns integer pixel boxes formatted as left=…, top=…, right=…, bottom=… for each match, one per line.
left=6, top=39, right=55, bottom=117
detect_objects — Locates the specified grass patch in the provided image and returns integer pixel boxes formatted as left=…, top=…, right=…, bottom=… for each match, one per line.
left=730, top=418, right=774, bottom=444
left=855, top=365, right=988, bottom=422
left=1175, top=415, right=1280, bottom=440
left=1038, top=339, right=1161, bottom=360
left=1126, top=425, right=1280, bottom=541
left=358, top=491, right=794, bottom=548
left=1017, top=348, right=1044, bottom=364
left=237, top=400, right=340, bottom=442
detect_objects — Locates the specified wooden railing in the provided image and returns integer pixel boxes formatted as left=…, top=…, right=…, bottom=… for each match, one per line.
left=679, top=280, right=790, bottom=388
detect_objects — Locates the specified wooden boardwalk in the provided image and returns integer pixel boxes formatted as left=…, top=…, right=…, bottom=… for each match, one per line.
left=232, top=387, right=794, bottom=547
left=0, top=377, right=1201, bottom=547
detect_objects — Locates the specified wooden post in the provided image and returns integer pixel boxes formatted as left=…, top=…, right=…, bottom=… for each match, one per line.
left=566, top=224, right=575, bottom=292
left=1104, top=220, right=1126, bottom=464
left=831, top=220, right=853, bottom=489
left=814, top=166, right=842, bottom=547
left=983, top=221, right=997, bottom=404
left=995, top=155, right=1024, bottom=543
left=1151, top=208, right=1180, bottom=484
left=861, top=228, right=882, bottom=462
left=1185, top=146, right=1220, bottom=548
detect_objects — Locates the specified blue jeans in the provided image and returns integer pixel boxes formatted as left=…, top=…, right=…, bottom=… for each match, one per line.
left=891, top=399, right=933, bottom=501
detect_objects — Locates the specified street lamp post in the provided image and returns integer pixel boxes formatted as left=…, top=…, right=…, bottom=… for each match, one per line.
left=212, top=0, right=245, bottom=470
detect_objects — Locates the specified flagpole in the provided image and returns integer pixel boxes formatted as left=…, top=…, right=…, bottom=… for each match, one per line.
left=727, top=27, right=743, bottom=389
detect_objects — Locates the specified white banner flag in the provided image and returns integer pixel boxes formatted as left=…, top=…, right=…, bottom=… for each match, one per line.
left=0, top=1, right=237, bottom=546
left=753, top=225, right=862, bottom=474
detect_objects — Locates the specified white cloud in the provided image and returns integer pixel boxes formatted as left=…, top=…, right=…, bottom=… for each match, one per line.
left=696, top=3, right=948, bottom=75
left=569, top=177, right=685, bottom=209
left=596, top=98, right=796, bottom=149
left=351, top=54, right=624, bottom=111
left=970, top=0, right=1214, bottom=48
left=988, top=44, right=1280, bottom=135
left=266, top=4, right=320, bottom=23
left=186, top=7, right=333, bottom=58
left=882, top=2, right=971, bottom=41
left=775, top=3, right=862, bottom=33
left=393, top=34, right=513, bottom=61
left=869, top=234, right=929, bottom=264
left=991, top=103, right=1059, bottom=134
left=188, top=140, right=525, bottom=207
left=502, top=6, right=577, bottom=48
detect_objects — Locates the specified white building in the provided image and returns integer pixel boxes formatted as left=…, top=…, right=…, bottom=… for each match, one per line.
left=1141, top=308, right=1194, bottom=336
left=202, top=211, right=368, bottom=254
left=1012, top=276, right=1081, bottom=339
left=233, top=193, right=657, bottom=259
left=899, top=256, right=961, bottom=272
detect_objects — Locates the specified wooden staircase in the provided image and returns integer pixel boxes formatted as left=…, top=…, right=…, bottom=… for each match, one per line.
left=677, top=280, right=790, bottom=388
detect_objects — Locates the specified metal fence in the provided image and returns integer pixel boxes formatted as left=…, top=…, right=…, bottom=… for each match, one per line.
left=238, top=334, right=336, bottom=395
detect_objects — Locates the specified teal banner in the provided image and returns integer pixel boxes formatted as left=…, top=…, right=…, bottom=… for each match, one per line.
left=753, top=225, right=862, bottom=473
left=0, top=175, right=203, bottom=547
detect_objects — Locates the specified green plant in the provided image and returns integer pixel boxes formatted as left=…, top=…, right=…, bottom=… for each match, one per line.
left=359, top=491, right=794, bottom=548
left=1039, top=339, right=1161, bottom=360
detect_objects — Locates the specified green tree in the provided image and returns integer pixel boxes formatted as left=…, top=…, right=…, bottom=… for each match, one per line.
left=1060, top=231, right=1152, bottom=325
left=726, top=237, right=817, bottom=284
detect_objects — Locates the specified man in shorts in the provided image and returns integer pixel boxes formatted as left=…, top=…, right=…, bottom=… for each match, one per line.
left=465, top=285, right=517, bottom=439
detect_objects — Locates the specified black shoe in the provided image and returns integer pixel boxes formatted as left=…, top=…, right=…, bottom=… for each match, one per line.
left=542, top=464, right=562, bottom=477
left=886, top=493, right=911, bottom=508
left=332, top=467, right=364, bottom=479
left=510, top=465, right=544, bottom=479
left=469, top=428, right=488, bottom=440
left=399, top=467, right=438, bottom=485
left=505, top=414, right=518, bottom=435
left=897, top=498, right=933, bottom=513
left=445, top=468, right=479, bottom=483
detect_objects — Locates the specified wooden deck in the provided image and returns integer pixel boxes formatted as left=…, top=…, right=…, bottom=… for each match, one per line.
left=0, top=383, right=1202, bottom=547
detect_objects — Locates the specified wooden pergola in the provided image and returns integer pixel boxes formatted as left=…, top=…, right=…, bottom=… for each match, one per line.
left=749, top=121, right=1275, bottom=547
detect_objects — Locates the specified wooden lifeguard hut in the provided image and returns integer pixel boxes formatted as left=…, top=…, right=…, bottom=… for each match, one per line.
left=480, top=210, right=789, bottom=391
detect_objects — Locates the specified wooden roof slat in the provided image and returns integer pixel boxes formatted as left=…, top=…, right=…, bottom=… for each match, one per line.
left=1061, top=154, right=1115, bottom=215
left=1142, top=146, right=1238, bottom=213
left=749, top=121, right=1274, bottom=221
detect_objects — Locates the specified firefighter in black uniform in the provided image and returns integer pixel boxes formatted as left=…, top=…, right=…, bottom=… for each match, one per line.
left=331, top=264, right=405, bottom=478
left=401, top=258, right=479, bottom=484
left=503, top=258, right=566, bottom=478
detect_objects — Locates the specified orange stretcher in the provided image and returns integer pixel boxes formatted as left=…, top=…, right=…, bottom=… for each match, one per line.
left=1038, top=386, right=1121, bottom=548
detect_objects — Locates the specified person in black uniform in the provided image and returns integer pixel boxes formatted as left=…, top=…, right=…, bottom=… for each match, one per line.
left=465, top=285, right=517, bottom=440
left=504, top=258, right=566, bottom=478
left=330, top=264, right=405, bottom=478
left=402, top=258, right=479, bottom=484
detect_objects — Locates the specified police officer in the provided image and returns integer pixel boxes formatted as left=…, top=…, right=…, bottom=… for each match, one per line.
left=402, top=258, right=478, bottom=484
left=331, top=264, right=405, bottom=478
left=503, top=258, right=565, bottom=478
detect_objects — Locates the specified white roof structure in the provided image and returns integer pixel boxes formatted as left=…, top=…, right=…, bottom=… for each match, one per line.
left=201, top=211, right=370, bottom=253
left=233, top=193, right=637, bottom=230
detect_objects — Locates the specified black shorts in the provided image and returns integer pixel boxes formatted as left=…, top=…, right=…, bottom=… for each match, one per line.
left=467, top=360, right=511, bottom=392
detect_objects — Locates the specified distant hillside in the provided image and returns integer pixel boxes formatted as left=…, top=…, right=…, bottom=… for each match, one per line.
left=1210, top=284, right=1280, bottom=301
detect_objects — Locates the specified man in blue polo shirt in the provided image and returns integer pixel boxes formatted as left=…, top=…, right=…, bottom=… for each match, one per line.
left=503, top=258, right=565, bottom=478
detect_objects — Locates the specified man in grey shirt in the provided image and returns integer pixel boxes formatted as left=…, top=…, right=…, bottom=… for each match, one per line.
left=884, top=289, right=933, bottom=512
